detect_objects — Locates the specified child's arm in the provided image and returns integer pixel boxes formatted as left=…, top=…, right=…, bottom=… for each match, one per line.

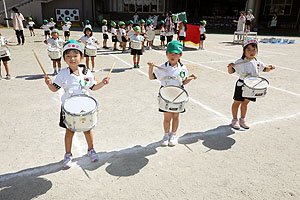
left=263, top=65, right=275, bottom=72
left=147, top=62, right=155, bottom=80
left=91, top=77, right=110, bottom=91
left=227, top=63, right=235, bottom=74
left=44, top=76, right=59, bottom=92
left=183, top=74, right=197, bottom=85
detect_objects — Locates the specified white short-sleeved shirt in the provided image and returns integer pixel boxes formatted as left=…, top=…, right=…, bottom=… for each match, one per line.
left=0, top=36, right=8, bottom=47
left=62, top=24, right=71, bottom=31
left=233, top=58, right=265, bottom=80
left=133, top=15, right=139, bottom=23
left=66, top=21, right=72, bottom=26
left=199, top=25, right=206, bottom=34
left=53, top=66, right=97, bottom=103
left=102, top=25, right=108, bottom=35
left=179, top=26, right=186, bottom=37
left=28, top=21, right=35, bottom=27
left=127, top=25, right=133, bottom=31
left=120, top=28, right=126, bottom=36
left=246, top=14, right=255, bottom=21
left=84, top=24, right=92, bottom=30
left=79, top=36, right=98, bottom=46
left=46, top=38, right=64, bottom=48
left=48, top=21, right=56, bottom=28
left=41, top=24, right=50, bottom=31
left=111, top=27, right=117, bottom=35
left=237, top=16, right=245, bottom=31
left=154, top=62, right=189, bottom=87
left=129, top=34, right=144, bottom=49
left=160, top=27, right=165, bottom=36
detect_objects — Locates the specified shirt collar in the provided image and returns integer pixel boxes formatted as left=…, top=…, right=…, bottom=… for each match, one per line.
left=69, top=64, right=87, bottom=75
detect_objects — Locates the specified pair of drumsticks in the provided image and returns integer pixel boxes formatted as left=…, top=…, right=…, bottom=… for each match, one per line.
left=32, top=49, right=115, bottom=80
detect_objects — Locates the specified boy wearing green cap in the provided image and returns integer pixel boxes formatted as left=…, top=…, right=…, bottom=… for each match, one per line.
left=44, top=40, right=110, bottom=168
left=102, top=19, right=109, bottom=49
left=28, top=17, right=35, bottom=36
left=139, top=19, right=147, bottom=52
left=245, top=9, right=254, bottom=32
left=130, top=26, right=144, bottom=68
left=178, top=20, right=187, bottom=47
left=62, top=21, right=71, bottom=41
left=199, top=20, right=206, bottom=50
left=49, top=17, right=56, bottom=31
left=119, top=21, right=128, bottom=53
left=40, top=20, right=50, bottom=40
left=147, top=40, right=197, bottom=146
left=159, top=20, right=166, bottom=49
left=110, top=21, right=118, bottom=50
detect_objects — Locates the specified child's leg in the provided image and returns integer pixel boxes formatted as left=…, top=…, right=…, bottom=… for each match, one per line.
left=171, top=113, right=179, bottom=133
left=137, top=55, right=140, bottom=64
left=83, top=130, right=94, bottom=150
left=65, top=128, right=75, bottom=154
left=103, top=39, right=105, bottom=47
left=86, top=57, right=90, bottom=69
left=3, top=61, right=9, bottom=75
left=52, top=60, right=56, bottom=71
left=240, top=99, right=250, bottom=119
left=133, top=55, right=136, bottom=64
left=114, top=42, right=117, bottom=49
left=57, top=60, right=61, bottom=71
left=163, top=112, right=172, bottom=134
left=232, top=100, right=242, bottom=119
left=91, top=57, right=95, bottom=70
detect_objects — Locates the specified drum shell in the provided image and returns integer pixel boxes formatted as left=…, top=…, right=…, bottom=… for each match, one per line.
left=62, top=95, right=99, bottom=132
left=85, top=46, right=97, bottom=57
left=242, top=76, right=269, bottom=98
left=131, top=41, right=142, bottom=50
left=48, top=48, right=62, bottom=59
left=0, top=47, right=10, bottom=58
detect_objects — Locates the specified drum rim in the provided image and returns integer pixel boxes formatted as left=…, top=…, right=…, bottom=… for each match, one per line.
left=159, top=85, right=189, bottom=104
left=62, top=94, right=99, bottom=116
left=64, top=123, right=97, bottom=132
left=243, top=76, right=269, bottom=89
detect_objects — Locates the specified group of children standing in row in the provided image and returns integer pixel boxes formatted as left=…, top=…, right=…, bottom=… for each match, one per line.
left=233, top=9, right=255, bottom=34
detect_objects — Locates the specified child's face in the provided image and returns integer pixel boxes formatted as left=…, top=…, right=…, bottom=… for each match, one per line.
left=52, top=33, right=58, bottom=39
left=64, top=50, right=83, bottom=68
left=86, top=30, right=92, bottom=36
left=244, top=45, right=257, bottom=59
left=167, top=52, right=182, bottom=65
left=135, top=31, right=140, bottom=35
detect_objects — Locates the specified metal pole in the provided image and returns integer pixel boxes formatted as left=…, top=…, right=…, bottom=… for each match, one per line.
left=2, top=0, right=10, bottom=28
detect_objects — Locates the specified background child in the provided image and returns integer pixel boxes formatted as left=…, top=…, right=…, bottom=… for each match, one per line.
left=139, top=19, right=147, bottom=52
left=44, top=29, right=65, bottom=75
left=147, top=40, right=197, bottom=146
left=178, top=20, right=187, bottom=47
left=78, top=27, right=99, bottom=72
left=146, top=20, right=154, bottom=50
left=130, top=26, right=144, bottom=68
left=245, top=9, right=255, bottom=32
left=44, top=40, right=110, bottom=168
left=48, top=17, right=56, bottom=31
left=0, top=33, right=11, bottom=80
left=199, top=20, right=206, bottom=50
left=227, top=38, right=275, bottom=130
left=84, top=19, right=92, bottom=30
left=66, top=17, right=72, bottom=26
left=110, top=21, right=118, bottom=51
left=159, top=20, right=166, bottom=49
left=102, top=19, right=109, bottom=49
left=119, top=21, right=128, bottom=53
left=28, top=17, right=35, bottom=36
left=40, top=19, right=50, bottom=40
left=62, top=21, right=71, bottom=41
left=233, top=11, right=246, bottom=40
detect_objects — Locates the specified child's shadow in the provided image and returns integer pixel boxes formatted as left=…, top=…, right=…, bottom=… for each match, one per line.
left=15, top=74, right=55, bottom=80
left=179, top=125, right=236, bottom=151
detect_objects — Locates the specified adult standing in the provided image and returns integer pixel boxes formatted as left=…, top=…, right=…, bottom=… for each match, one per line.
left=165, top=11, right=174, bottom=44
left=4, top=7, right=25, bottom=45
left=270, top=14, right=277, bottom=33
left=133, top=12, right=139, bottom=25
left=233, top=11, right=246, bottom=40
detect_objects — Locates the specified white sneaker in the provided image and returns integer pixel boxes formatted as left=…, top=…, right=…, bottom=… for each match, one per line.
left=63, top=153, right=72, bottom=168
left=169, top=133, right=177, bottom=146
left=88, top=148, right=99, bottom=162
left=161, top=134, right=170, bottom=147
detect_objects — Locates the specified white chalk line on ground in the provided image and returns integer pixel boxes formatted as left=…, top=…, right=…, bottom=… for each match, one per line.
left=250, top=112, right=300, bottom=126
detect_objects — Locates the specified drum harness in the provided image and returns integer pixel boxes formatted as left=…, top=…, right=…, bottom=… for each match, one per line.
left=160, top=61, right=184, bottom=87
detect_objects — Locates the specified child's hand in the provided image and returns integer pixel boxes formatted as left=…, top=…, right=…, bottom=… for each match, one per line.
left=44, top=76, right=52, bottom=85
left=189, top=74, right=197, bottom=80
left=269, top=65, right=275, bottom=70
left=227, top=63, right=235, bottom=68
left=147, top=62, right=154, bottom=69
left=102, top=77, right=110, bottom=85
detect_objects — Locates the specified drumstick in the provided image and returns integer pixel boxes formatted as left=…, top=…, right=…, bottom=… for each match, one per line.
left=233, top=59, right=250, bottom=66
left=107, top=62, right=116, bottom=78
left=171, top=90, right=185, bottom=103
left=187, top=77, right=195, bottom=80
left=153, top=65, right=168, bottom=71
left=32, top=49, right=48, bottom=77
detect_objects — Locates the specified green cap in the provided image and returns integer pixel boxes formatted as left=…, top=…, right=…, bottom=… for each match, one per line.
left=66, top=17, right=70, bottom=20
left=139, top=19, right=145, bottom=23
left=86, top=19, right=90, bottom=23
left=63, top=21, right=67, bottom=24
left=51, top=28, right=59, bottom=34
left=248, top=9, right=253, bottom=12
left=160, top=20, right=165, bottom=24
left=146, top=19, right=151, bottom=24
left=201, top=20, right=207, bottom=25
left=111, top=21, right=116, bottom=26
left=129, top=20, right=134, bottom=24
left=28, top=17, right=32, bottom=20
left=119, top=21, right=125, bottom=26
left=167, top=40, right=183, bottom=54
left=50, top=17, right=54, bottom=20
left=183, top=20, right=187, bottom=24
left=134, top=26, right=141, bottom=32
left=102, top=19, right=107, bottom=23
left=63, top=40, right=83, bottom=53
left=44, top=19, right=48, bottom=23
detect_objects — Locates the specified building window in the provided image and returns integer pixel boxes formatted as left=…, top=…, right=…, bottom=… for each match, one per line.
left=264, top=0, right=293, bottom=15
left=111, top=0, right=164, bottom=12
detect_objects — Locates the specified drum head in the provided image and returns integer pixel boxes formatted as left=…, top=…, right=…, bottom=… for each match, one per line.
left=160, top=86, right=188, bottom=103
left=244, top=77, right=269, bottom=89
left=64, top=96, right=97, bottom=114
left=86, top=45, right=97, bottom=50
left=48, top=48, right=59, bottom=52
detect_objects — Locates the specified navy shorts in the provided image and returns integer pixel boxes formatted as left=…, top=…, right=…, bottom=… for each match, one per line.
left=233, top=80, right=256, bottom=102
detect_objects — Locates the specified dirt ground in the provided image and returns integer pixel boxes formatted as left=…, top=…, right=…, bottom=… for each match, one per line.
left=0, top=28, right=300, bottom=200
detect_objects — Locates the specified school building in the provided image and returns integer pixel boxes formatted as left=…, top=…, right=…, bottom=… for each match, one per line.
left=1, top=0, right=299, bottom=32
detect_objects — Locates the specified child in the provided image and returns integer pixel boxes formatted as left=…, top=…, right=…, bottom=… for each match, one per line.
left=245, top=9, right=255, bottom=32
left=130, top=26, right=144, bottom=68
left=233, top=11, right=246, bottom=40
left=44, top=40, right=110, bottom=168
left=48, top=17, right=56, bottom=31
left=139, top=19, right=147, bottom=52
left=28, top=17, right=35, bottom=36
left=102, top=19, right=109, bottom=49
left=227, top=38, right=275, bottom=130
left=62, top=21, right=71, bottom=41
left=40, top=19, right=50, bottom=40
left=178, top=20, right=187, bottom=47
left=146, top=20, right=155, bottom=50
left=84, top=19, right=92, bottom=30
left=111, top=21, right=118, bottom=51
left=119, top=21, right=128, bottom=53
left=78, top=27, right=99, bottom=72
left=44, top=29, right=65, bottom=75
left=199, top=20, right=206, bottom=50
left=159, top=20, right=166, bottom=49
left=0, top=33, right=11, bottom=80
left=147, top=40, right=197, bottom=146
left=66, top=17, right=72, bottom=26
left=127, top=20, right=134, bottom=32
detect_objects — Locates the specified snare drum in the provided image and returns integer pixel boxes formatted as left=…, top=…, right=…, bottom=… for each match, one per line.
left=131, top=40, right=142, bottom=50
left=158, top=86, right=189, bottom=113
left=85, top=45, right=97, bottom=57
left=242, top=76, right=269, bottom=98
left=48, top=48, right=62, bottom=60
left=62, top=95, right=98, bottom=132
left=0, top=47, right=10, bottom=58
